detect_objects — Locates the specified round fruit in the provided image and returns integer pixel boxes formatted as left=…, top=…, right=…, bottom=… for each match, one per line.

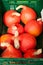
left=3, top=10, right=20, bottom=27
left=19, top=33, right=36, bottom=53
left=1, top=34, right=13, bottom=43
left=7, top=24, right=24, bottom=35
left=25, top=20, right=42, bottom=37
left=24, top=49, right=42, bottom=58
left=1, top=34, right=13, bottom=49
left=1, top=44, right=22, bottom=58
left=37, top=18, right=43, bottom=32
left=16, top=5, right=37, bottom=24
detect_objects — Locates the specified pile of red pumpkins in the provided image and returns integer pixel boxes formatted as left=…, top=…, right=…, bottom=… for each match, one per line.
left=0, top=5, right=43, bottom=58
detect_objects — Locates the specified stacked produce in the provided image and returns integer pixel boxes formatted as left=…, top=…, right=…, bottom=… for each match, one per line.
left=0, top=5, right=43, bottom=58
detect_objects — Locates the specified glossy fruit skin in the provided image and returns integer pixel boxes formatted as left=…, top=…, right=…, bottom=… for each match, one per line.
left=37, top=18, right=42, bottom=30
left=37, top=18, right=43, bottom=32
left=15, top=24, right=24, bottom=34
left=24, top=49, right=42, bottom=58
left=1, top=45, right=22, bottom=58
left=25, top=20, right=42, bottom=37
left=21, top=6, right=37, bottom=24
left=19, top=33, right=36, bottom=53
left=24, top=49, right=36, bottom=58
left=1, top=34, right=13, bottom=46
left=7, top=24, right=24, bottom=35
left=3, top=10, right=20, bottom=27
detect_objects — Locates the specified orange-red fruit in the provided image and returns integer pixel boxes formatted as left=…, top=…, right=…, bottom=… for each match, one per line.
left=1, top=45, right=22, bottom=58
left=3, top=10, right=20, bottom=27
left=24, top=49, right=42, bottom=58
left=7, top=24, right=24, bottom=35
left=37, top=18, right=43, bottom=32
left=16, top=24, right=24, bottom=34
left=37, top=18, right=42, bottom=29
left=1, top=34, right=13, bottom=47
left=21, top=6, right=37, bottom=24
left=25, top=20, right=42, bottom=37
left=19, top=33, right=36, bottom=53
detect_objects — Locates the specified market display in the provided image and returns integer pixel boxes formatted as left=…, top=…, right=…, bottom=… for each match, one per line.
left=0, top=5, right=43, bottom=58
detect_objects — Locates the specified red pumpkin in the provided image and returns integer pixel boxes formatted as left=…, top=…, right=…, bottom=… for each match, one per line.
left=1, top=34, right=14, bottom=49
left=37, top=18, right=43, bottom=32
left=24, top=49, right=42, bottom=58
left=7, top=24, right=24, bottom=35
left=19, top=33, right=36, bottom=53
left=3, top=10, right=20, bottom=27
left=1, top=44, right=22, bottom=58
left=16, top=5, right=37, bottom=24
left=25, top=19, right=42, bottom=37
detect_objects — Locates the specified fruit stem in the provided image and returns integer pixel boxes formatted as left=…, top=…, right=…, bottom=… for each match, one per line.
left=13, top=26, right=20, bottom=49
left=14, top=30, right=19, bottom=37
left=41, top=9, right=43, bottom=21
left=16, top=5, right=25, bottom=10
left=14, top=37, right=20, bottom=49
left=34, top=49, right=42, bottom=55
left=12, top=12, right=20, bottom=16
left=37, top=18, right=42, bottom=21
left=1, top=42, right=10, bottom=48
left=12, top=26, right=19, bottom=36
